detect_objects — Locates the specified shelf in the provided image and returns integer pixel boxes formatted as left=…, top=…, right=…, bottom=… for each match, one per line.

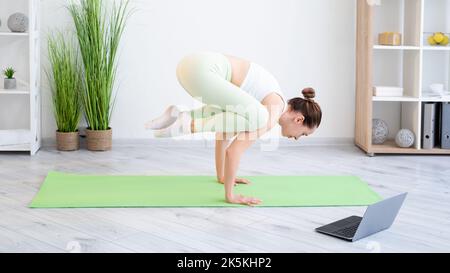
left=374, top=45, right=450, bottom=51
left=423, top=0, right=450, bottom=45
left=0, top=82, right=31, bottom=95
left=373, top=50, right=421, bottom=98
left=373, top=0, right=422, bottom=48
left=373, top=101, right=420, bottom=149
left=373, top=96, right=419, bottom=102
left=371, top=140, right=419, bottom=154
left=420, top=148, right=450, bottom=154
left=0, top=89, right=30, bottom=95
left=422, top=50, right=449, bottom=97
left=356, top=0, right=450, bottom=155
left=0, top=32, right=29, bottom=37
left=0, top=0, right=41, bottom=155
left=421, top=96, right=450, bottom=102
left=422, top=46, right=450, bottom=51
left=373, top=45, right=420, bottom=50
left=371, top=140, right=450, bottom=154
left=0, top=143, right=31, bottom=152
left=0, top=129, right=31, bottom=147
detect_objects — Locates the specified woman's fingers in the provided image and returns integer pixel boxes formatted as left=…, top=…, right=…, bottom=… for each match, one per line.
left=235, top=178, right=251, bottom=184
left=228, top=195, right=262, bottom=206
left=241, top=196, right=262, bottom=206
left=219, top=178, right=251, bottom=186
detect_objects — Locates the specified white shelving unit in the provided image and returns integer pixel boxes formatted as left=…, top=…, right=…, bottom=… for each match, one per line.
left=356, top=0, right=450, bottom=155
left=0, top=0, right=41, bottom=155
left=373, top=45, right=421, bottom=50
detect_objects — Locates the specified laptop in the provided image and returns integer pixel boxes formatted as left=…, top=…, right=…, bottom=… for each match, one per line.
left=316, top=193, right=408, bottom=242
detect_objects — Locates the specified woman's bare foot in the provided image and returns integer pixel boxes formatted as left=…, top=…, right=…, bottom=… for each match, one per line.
left=153, top=112, right=192, bottom=138
left=218, top=178, right=251, bottom=186
left=145, top=105, right=180, bottom=130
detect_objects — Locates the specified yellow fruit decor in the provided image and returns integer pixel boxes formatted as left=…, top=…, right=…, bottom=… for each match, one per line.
left=428, top=32, right=449, bottom=46
left=428, top=36, right=437, bottom=45
left=442, top=36, right=449, bottom=46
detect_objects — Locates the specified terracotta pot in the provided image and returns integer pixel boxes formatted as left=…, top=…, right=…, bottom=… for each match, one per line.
left=86, top=127, right=112, bottom=151
left=56, top=131, right=80, bottom=151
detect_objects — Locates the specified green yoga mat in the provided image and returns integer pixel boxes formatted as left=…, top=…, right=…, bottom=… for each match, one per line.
left=30, top=171, right=381, bottom=208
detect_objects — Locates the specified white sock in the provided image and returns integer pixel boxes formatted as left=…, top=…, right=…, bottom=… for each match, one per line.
left=145, top=105, right=181, bottom=130
left=153, top=112, right=192, bottom=138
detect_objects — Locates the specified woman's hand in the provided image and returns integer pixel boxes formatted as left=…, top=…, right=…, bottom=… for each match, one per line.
left=226, top=194, right=262, bottom=206
left=218, top=177, right=251, bottom=185
left=235, top=178, right=251, bottom=184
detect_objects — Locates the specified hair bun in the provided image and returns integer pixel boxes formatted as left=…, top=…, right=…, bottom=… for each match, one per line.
left=302, top=87, right=316, bottom=100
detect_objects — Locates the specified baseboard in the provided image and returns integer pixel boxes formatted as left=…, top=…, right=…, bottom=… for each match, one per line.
left=42, top=137, right=354, bottom=149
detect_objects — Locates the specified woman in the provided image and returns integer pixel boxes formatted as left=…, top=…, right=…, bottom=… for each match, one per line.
left=146, top=51, right=322, bottom=206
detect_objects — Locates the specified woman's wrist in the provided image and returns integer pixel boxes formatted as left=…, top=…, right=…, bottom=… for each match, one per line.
left=225, top=187, right=234, bottom=199
left=226, top=194, right=235, bottom=202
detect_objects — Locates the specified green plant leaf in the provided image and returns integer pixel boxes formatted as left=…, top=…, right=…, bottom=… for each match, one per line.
left=3, top=67, right=16, bottom=79
left=68, top=0, right=131, bottom=131
left=47, top=32, right=82, bottom=133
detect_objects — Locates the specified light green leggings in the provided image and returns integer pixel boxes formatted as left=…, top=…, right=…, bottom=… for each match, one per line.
left=176, top=52, right=269, bottom=133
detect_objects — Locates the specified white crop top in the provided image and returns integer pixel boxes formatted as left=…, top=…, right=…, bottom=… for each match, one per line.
left=240, top=62, right=286, bottom=111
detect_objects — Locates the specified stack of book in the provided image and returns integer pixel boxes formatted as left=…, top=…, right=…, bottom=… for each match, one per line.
left=422, top=102, right=450, bottom=149
left=373, top=86, right=404, bottom=97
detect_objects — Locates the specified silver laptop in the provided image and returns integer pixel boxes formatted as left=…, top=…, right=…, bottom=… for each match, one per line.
left=316, top=193, right=408, bottom=242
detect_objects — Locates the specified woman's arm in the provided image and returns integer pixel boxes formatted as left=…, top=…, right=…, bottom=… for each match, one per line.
left=216, top=133, right=251, bottom=184
left=223, top=100, right=283, bottom=206
left=224, top=131, right=265, bottom=206
left=215, top=133, right=232, bottom=182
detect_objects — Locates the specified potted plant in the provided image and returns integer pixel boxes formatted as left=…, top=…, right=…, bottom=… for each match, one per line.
left=47, top=33, right=82, bottom=151
left=69, top=0, right=130, bottom=151
left=3, top=67, right=17, bottom=89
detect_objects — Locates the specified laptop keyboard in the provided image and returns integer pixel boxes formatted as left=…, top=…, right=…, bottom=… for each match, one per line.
left=335, top=224, right=359, bottom=238
left=316, top=216, right=363, bottom=240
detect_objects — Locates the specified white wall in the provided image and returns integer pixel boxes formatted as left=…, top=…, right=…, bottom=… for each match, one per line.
left=40, top=0, right=356, bottom=140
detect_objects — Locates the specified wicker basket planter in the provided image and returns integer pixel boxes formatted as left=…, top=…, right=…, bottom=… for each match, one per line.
left=56, top=131, right=80, bottom=151
left=86, top=128, right=112, bottom=151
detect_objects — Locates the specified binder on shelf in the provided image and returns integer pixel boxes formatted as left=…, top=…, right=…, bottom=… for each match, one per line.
left=442, top=102, right=450, bottom=149
left=422, top=103, right=437, bottom=150
left=436, top=103, right=442, bottom=148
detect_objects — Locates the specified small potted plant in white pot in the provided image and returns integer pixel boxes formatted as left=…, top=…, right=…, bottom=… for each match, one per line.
left=3, top=67, right=17, bottom=89
left=47, top=33, right=82, bottom=151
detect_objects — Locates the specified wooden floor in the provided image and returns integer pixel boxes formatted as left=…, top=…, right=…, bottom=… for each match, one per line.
left=0, top=142, right=449, bottom=253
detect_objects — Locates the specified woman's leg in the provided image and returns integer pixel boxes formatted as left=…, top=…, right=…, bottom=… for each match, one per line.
left=177, top=52, right=269, bottom=133
left=151, top=52, right=269, bottom=137
left=186, top=105, right=247, bottom=133
left=151, top=104, right=247, bottom=137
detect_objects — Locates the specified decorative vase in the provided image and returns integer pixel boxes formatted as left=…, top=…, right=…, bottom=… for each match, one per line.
left=56, top=131, right=80, bottom=151
left=86, top=128, right=112, bottom=151
left=372, top=119, right=389, bottom=144
left=395, top=129, right=415, bottom=148
left=7, top=13, right=29, bottom=33
left=4, top=78, right=17, bottom=89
